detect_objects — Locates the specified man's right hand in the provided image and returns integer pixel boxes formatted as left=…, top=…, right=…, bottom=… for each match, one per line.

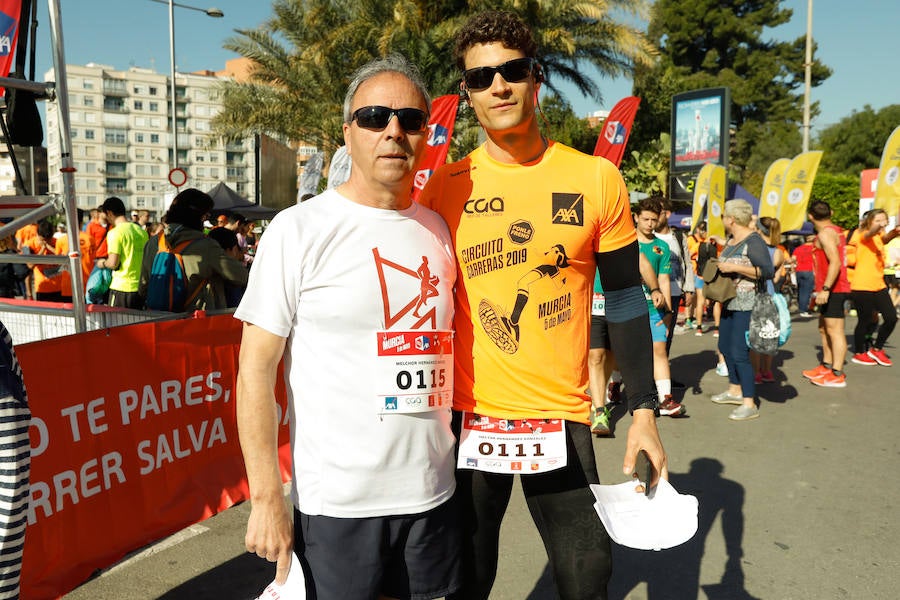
left=245, top=497, right=294, bottom=585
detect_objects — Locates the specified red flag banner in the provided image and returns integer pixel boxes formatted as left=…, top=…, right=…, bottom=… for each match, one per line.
left=19, top=314, right=291, bottom=599
left=0, top=0, right=22, bottom=93
left=592, top=96, right=641, bottom=167
left=411, top=94, right=459, bottom=200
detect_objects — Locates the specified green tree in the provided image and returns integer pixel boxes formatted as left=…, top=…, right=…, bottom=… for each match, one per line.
left=629, top=0, right=831, bottom=188
left=810, top=172, right=859, bottom=230
left=817, top=104, right=900, bottom=177
left=620, top=133, right=669, bottom=196
left=213, top=0, right=656, bottom=154
left=538, top=94, right=599, bottom=154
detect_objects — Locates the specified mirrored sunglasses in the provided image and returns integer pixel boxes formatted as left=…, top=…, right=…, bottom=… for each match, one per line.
left=351, top=106, right=428, bottom=132
left=462, top=57, right=535, bottom=90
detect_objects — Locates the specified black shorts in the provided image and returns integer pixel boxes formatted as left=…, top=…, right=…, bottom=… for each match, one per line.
left=294, top=498, right=461, bottom=600
left=818, top=292, right=848, bottom=319
left=590, top=315, right=610, bottom=350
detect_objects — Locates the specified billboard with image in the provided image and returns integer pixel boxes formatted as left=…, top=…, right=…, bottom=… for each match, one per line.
left=671, top=87, right=730, bottom=171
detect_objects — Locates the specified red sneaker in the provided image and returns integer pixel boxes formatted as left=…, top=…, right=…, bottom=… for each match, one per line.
left=607, top=381, right=622, bottom=404
left=659, top=395, right=686, bottom=417
left=868, top=348, right=893, bottom=367
left=801, top=364, right=830, bottom=380
left=811, top=371, right=847, bottom=388
left=851, top=353, right=878, bottom=366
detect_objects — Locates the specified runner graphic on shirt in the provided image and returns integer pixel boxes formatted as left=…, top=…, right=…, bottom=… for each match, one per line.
left=479, top=244, right=570, bottom=353
left=413, top=256, right=440, bottom=317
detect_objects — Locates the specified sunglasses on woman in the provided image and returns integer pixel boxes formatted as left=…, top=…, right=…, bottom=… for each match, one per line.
left=462, top=57, right=535, bottom=90
left=350, top=106, right=428, bottom=132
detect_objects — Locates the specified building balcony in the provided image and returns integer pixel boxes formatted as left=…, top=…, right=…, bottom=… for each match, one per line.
left=105, top=152, right=127, bottom=161
left=102, top=85, right=128, bottom=97
left=105, top=187, right=131, bottom=195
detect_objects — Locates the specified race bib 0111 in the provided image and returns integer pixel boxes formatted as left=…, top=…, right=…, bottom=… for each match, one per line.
left=457, top=412, right=567, bottom=474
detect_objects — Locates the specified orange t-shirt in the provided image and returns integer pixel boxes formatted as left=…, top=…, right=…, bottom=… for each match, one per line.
left=847, top=229, right=886, bottom=292
left=55, top=232, right=96, bottom=297
left=420, top=142, right=635, bottom=423
left=26, top=237, right=62, bottom=294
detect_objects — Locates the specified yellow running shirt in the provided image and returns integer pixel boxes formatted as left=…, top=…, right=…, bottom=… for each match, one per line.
left=420, top=142, right=636, bottom=423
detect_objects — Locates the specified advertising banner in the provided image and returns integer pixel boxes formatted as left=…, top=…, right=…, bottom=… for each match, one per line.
left=691, top=163, right=715, bottom=231
left=707, top=165, right=727, bottom=239
left=592, top=96, right=641, bottom=167
left=411, top=95, right=459, bottom=201
left=758, top=158, right=792, bottom=219
left=19, top=314, right=291, bottom=599
left=779, top=151, right=823, bottom=232
left=874, top=126, right=900, bottom=215
left=0, top=0, right=21, bottom=95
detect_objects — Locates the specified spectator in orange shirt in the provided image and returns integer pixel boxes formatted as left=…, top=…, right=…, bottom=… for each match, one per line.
left=846, top=209, right=900, bottom=367
left=25, top=220, right=63, bottom=302
left=55, top=210, right=97, bottom=300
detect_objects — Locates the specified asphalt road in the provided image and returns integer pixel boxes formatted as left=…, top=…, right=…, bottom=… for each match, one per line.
left=63, top=314, right=900, bottom=600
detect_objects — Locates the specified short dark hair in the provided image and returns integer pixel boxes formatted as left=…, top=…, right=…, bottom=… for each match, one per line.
left=98, top=196, right=126, bottom=217
left=454, top=11, right=537, bottom=71
left=637, top=197, right=662, bottom=215
left=208, top=226, right=239, bottom=251
left=807, top=200, right=831, bottom=221
left=163, top=188, right=214, bottom=231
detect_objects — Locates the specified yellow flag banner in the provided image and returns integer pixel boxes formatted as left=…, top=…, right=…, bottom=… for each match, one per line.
left=874, top=125, right=900, bottom=215
left=707, top=165, right=728, bottom=239
left=691, top=163, right=716, bottom=230
left=779, top=151, right=823, bottom=231
left=759, top=158, right=792, bottom=219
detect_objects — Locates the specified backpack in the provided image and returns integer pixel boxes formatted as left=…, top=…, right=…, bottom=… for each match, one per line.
left=145, top=234, right=207, bottom=312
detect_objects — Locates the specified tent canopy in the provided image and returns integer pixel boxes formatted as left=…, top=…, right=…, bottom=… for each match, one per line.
left=207, top=182, right=280, bottom=220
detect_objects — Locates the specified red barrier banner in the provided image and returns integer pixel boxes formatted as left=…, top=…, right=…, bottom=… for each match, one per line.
left=0, top=0, right=22, bottom=95
left=592, top=96, right=641, bottom=168
left=411, top=94, right=459, bottom=200
left=19, top=314, right=291, bottom=599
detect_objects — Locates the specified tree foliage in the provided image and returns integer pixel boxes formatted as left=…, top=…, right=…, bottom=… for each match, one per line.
left=627, top=0, right=831, bottom=188
left=212, top=0, right=656, bottom=153
left=620, top=133, right=669, bottom=196
left=817, top=104, right=900, bottom=177
left=810, top=172, right=860, bottom=230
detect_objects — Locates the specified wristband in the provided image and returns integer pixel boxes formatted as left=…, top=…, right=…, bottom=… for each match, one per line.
left=650, top=288, right=661, bottom=294
left=630, top=396, right=660, bottom=416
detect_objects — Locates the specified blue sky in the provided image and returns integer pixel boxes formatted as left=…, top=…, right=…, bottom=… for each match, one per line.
left=33, top=0, right=899, bottom=135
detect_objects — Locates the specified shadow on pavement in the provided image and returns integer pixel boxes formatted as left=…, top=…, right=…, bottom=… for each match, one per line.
left=607, top=458, right=759, bottom=600
left=157, top=553, right=273, bottom=600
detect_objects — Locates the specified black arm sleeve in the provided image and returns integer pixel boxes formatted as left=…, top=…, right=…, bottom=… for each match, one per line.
left=596, top=241, right=658, bottom=413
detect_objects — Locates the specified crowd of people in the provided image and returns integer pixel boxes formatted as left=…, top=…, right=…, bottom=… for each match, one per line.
left=3, top=190, right=254, bottom=311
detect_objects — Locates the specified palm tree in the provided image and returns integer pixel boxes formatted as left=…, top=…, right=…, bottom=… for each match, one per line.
left=212, top=0, right=655, bottom=152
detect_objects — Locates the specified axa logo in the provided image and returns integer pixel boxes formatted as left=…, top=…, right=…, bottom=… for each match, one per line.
left=551, top=193, right=584, bottom=226
left=427, top=123, right=449, bottom=147
left=0, top=11, right=16, bottom=57
left=464, top=197, right=504, bottom=215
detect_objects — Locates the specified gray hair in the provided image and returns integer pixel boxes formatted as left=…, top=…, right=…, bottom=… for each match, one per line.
left=342, top=54, right=431, bottom=123
left=724, top=199, right=753, bottom=226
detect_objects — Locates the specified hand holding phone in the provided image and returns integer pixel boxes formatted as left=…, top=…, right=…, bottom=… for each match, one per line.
left=633, top=449, right=652, bottom=496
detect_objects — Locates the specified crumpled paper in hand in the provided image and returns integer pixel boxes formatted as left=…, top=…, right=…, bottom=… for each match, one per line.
left=590, top=478, right=698, bottom=551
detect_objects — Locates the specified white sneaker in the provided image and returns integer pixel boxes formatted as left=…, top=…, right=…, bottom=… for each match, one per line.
left=715, top=362, right=728, bottom=377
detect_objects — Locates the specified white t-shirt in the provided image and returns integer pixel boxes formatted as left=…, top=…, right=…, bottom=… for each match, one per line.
left=656, top=231, right=694, bottom=296
left=235, top=189, right=457, bottom=518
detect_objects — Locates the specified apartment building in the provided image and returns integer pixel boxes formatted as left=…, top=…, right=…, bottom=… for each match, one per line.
left=44, top=63, right=259, bottom=217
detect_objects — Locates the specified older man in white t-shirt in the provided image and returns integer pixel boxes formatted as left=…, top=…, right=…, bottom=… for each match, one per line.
left=235, top=55, right=460, bottom=599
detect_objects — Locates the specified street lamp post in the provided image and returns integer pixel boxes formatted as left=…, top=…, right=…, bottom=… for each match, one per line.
left=148, top=0, right=224, bottom=174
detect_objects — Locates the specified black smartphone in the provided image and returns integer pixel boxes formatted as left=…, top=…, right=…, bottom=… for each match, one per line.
left=634, top=449, right=652, bottom=496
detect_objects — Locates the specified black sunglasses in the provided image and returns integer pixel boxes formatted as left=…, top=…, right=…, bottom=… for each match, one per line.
left=351, top=106, right=428, bottom=132
left=462, top=57, right=535, bottom=90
